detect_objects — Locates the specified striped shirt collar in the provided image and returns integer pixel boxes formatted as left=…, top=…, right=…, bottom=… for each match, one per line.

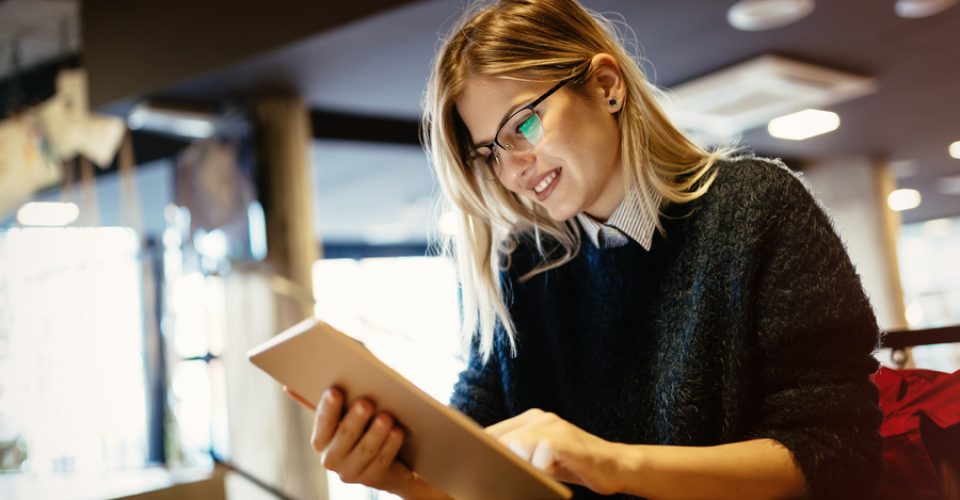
left=575, top=187, right=662, bottom=250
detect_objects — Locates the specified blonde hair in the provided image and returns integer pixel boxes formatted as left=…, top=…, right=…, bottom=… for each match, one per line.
left=421, top=0, right=730, bottom=362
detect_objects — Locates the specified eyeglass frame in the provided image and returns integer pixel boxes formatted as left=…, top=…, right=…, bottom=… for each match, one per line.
left=467, top=77, right=574, bottom=176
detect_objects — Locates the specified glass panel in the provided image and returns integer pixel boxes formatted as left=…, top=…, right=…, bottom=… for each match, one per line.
left=895, top=216, right=960, bottom=371
left=169, top=360, right=212, bottom=467
left=313, top=256, right=462, bottom=500
left=0, top=227, right=148, bottom=473
left=312, top=256, right=462, bottom=402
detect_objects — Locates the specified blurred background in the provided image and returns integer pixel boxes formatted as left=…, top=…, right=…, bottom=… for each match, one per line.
left=0, top=0, right=958, bottom=499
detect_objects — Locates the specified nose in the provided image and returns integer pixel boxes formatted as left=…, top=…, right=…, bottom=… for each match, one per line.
left=497, top=149, right=537, bottom=184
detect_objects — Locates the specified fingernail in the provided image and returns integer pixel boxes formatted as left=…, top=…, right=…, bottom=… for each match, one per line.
left=354, top=400, right=370, bottom=415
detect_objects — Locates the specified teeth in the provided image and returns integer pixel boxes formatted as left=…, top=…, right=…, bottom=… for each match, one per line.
left=534, top=171, right=558, bottom=194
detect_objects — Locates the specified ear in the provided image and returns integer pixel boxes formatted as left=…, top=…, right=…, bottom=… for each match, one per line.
left=589, top=53, right=625, bottom=113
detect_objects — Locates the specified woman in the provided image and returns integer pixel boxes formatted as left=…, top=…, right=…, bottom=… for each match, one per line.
left=287, top=0, right=883, bottom=497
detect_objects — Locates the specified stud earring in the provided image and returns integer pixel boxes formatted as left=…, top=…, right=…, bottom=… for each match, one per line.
left=608, top=98, right=618, bottom=107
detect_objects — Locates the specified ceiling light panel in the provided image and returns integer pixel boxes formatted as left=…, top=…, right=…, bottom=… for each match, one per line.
left=728, top=0, right=815, bottom=31
left=667, top=55, right=875, bottom=140
left=888, top=189, right=922, bottom=211
left=767, top=109, right=839, bottom=140
left=895, top=0, right=957, bottom=18
left=17, top=202, right=79, bottom=226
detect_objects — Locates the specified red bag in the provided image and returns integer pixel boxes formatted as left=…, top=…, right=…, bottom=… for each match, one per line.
left=872, top=367, right=960, bottom=499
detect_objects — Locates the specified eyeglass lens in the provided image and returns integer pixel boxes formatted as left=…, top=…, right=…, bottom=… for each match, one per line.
left=471, top=111, right=544, bottom=177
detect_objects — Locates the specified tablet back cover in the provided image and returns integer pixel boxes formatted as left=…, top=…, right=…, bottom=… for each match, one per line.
left=247, top=318, right=572, bottom=500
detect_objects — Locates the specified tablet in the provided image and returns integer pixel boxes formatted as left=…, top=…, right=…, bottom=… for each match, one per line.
left=247, top=318, right=572, bottom=500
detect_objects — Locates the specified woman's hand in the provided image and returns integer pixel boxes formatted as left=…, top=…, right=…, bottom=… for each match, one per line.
left=486, top=409, right=626, bottom=495
left=283, top=386, right=450, bottom=499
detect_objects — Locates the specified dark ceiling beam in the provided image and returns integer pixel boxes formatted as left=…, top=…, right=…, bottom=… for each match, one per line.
left=310, top=109, right=421, bottom=146
left=82, top=0, right=420, bottom=108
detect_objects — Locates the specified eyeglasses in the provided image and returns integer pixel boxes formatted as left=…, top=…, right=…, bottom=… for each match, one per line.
left=467, top=78, right=571, bottom=179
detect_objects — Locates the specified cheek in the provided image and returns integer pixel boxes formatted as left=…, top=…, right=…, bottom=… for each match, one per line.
left=537, top=117, right=581, bottom=166
left=546, top=99, right=614, bottom=160
left=498, top=169, right=528, bottom=197
left=542, top=115, right=615, bottom=180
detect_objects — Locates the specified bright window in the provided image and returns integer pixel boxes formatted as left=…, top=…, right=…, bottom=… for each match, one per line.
left=312, top=256, right=464, bottom=500
left=896, top=216, right=960, bottom=371
left=0, top=227, right=148, bottom=473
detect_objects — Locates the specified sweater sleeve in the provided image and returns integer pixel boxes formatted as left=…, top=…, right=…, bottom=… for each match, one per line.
left=748, top=169, right=883, bottom=499
left=449, top=334, right=510, bottom=427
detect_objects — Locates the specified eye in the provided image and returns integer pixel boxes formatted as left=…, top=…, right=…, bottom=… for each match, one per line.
left=517, top=113, right=542, bottom=144
left=468, top=146, right=494, bottom=168
left=517, top=113, right=537, bottom=136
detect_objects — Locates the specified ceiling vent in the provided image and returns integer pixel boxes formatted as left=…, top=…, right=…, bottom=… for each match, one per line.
left=665, top=54, right=876, bottom=140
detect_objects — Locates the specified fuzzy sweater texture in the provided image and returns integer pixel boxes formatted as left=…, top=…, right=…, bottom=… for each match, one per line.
left=449, top=157, right=883, bottom=499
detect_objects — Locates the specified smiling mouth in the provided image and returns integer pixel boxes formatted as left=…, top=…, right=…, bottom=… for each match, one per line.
left=531, top=168, right=561, bottom=201
left=534, top=170, right=558, bottom=194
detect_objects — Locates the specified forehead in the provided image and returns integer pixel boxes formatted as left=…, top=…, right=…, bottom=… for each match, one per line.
left=455, top=76, right=549, bottom=145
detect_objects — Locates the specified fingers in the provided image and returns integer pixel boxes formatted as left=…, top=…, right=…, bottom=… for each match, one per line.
left=305, top=388, right=413, bottom=493
left=485, top=408, right=546, bottom=438
left=283, top=386, right=316, bottom=411
left=322, top=398, right=375, bottom=470
left=311, top=388, right=344, bottom=452
left=335, top=412, right=395, bottom=482
left=357, top=427, right=407, bottom=489
left=492, top=410, right=562, bottom=465
left=529, top=438, right=558, bottom=474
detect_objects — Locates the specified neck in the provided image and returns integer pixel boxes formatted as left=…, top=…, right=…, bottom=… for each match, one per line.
left=584, top=171, right=626, bottom=222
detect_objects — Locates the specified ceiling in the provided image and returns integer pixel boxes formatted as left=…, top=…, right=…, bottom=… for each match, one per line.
left=0, top=0, right=79, bottom=78
left=153, top=0, right=960, bottom=226
left=3, top=0, right=960, bottom=240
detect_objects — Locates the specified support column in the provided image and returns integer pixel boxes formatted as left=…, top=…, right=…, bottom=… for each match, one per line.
left=222, top=95, right=326, bottom=500
left=801, top=156, right=909, bottom=340
left=254, top=95, right=322, bottom=311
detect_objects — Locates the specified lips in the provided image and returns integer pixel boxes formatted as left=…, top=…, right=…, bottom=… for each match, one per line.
left=525, top=167, right=561, bottom=191
left=528, top=167, right=561, bottom=202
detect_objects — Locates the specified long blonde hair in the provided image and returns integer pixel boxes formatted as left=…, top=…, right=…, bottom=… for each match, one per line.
left=421, top=0, right=730, bottom=362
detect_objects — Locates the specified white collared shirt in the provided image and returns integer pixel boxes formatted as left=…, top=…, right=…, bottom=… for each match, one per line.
left=575, top=187, right=662, bottom=250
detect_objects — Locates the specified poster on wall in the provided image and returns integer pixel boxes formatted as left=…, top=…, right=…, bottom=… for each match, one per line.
left=0, top=69, right=125, bottom=220
left=174, top=134, right=265, bottom=262
left=0, top=116, right=62, bottom=218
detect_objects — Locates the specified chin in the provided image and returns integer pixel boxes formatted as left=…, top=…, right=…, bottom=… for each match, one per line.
left=543, top=204, right=578, bottom=223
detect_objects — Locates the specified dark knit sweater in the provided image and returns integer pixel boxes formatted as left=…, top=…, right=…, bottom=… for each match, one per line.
left=450, top=157, right=883, bottom=499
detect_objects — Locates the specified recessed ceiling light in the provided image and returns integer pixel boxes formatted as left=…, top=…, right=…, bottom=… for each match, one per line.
left=728, top=0, right=815, bottom=31
left=767, top=109, right=839, bottom=140
left=949, top=140, right=960, bottom=159
left=895, top=0, right=957, bottom=18
left=17, top=202, right=80, bottom=226
left=128, top=103, right=216, bottom=139
left=887, top=189, right=922, bottom=211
